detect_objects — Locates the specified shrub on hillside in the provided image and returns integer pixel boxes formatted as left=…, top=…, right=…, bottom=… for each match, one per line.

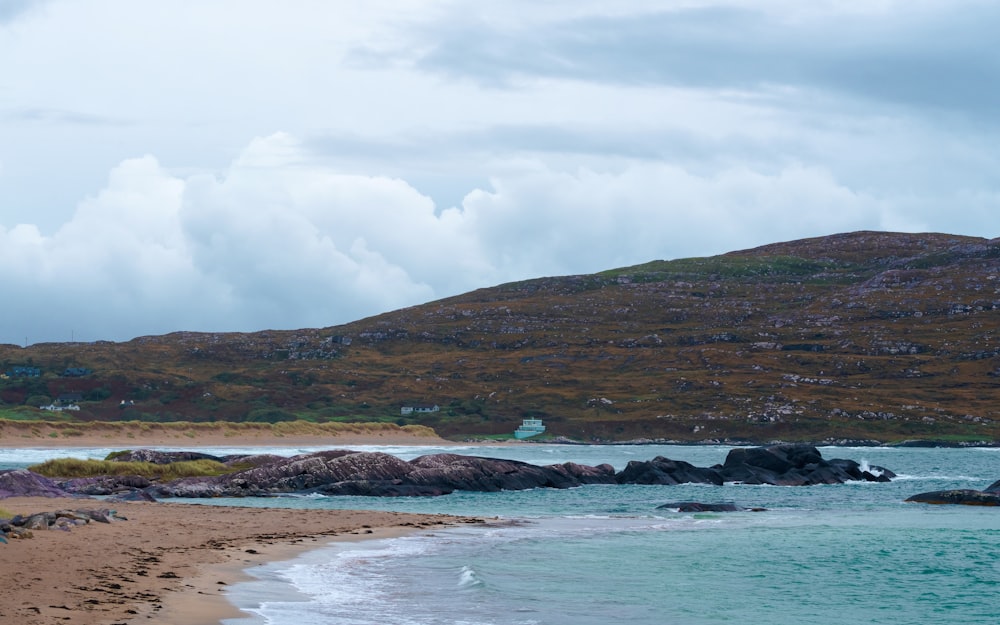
left=245, top=407, right=297, bottom=423
left=24, top=394, right=51, bottom=407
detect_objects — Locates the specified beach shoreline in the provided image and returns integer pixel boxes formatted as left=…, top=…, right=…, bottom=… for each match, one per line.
left=0, top=496, right=485, bottom=625
left=0, top=423, right=490, bottom=450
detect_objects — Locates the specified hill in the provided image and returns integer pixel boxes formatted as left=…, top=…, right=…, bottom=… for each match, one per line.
left=3, top=230, right=1000, bottom=444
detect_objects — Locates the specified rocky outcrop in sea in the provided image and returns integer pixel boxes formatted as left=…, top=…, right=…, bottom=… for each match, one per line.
left=905, top=479, right=1000, bottom=506
left=1, top=445, right=895, bottom=501
left=97, top=444, right=893, bottom=498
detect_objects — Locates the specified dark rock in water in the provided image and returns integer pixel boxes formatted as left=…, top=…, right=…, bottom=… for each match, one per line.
left=708, top=444, right=894, bottom=486
left=616, top=457, right=723, bottom=485
left=656, top=501, right=761, bottom=512
left=723, top=444, right=822, bottom=474
left=984, top=479, right=1000, bottom=494
left=0, top=469, right=71, bottom=498
left=546, top=461, right=618, bottom=485
left=906, top=489, right=1000, bottom=506
left=107, top=449, right=224, bottom=464
left=407, top=453, right=612, bottom=492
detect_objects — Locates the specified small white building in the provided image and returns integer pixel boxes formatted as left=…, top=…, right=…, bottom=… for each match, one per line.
left=401, top=403, right=440, bottom=415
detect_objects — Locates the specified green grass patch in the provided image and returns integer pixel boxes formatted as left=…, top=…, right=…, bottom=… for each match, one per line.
left=28, top=458, right=237, bottom=480
left=0, top=407, right=76, bottom=421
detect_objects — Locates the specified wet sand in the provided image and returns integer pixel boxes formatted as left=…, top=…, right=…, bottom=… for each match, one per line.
left=0, top=496, right=483, bottom=625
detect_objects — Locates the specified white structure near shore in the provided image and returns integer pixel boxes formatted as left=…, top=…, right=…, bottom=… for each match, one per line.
left=514, top=417, right=546, bottom=439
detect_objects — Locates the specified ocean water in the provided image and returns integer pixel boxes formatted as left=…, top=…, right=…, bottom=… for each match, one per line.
left=3, top=444, right=999, bottom=624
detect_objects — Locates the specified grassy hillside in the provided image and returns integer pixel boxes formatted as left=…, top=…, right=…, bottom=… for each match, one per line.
left=3, top=231, right=1000, bottom=444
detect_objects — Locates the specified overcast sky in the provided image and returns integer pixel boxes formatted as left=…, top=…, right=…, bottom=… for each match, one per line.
left=2, top=0, right=998, bottom=345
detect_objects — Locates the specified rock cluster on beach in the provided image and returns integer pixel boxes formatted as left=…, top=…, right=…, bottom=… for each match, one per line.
left=1, top=444, right=897, bottom=501
left=0, top=468, right=71, bottom=498
left=905, top=479, right=1000, bottom=506
left=0, top=507, right=125, bottom=543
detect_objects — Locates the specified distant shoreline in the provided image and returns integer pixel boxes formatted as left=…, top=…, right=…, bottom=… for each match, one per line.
left=1, top=419, right=995, bottom=450
left=0, top=419, right=473, bottom=449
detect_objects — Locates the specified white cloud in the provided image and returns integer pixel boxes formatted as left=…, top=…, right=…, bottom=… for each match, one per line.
left=2, top=1, right=999, bottom=344
left=3, top=132, right=960, bottom=344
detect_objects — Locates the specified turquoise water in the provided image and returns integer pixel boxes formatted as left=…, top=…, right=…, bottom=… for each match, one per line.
left=3, top=445, right=999, bottom=623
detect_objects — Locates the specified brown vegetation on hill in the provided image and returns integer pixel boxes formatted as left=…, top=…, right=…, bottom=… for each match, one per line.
left=3, top=231, right=1000, bottom=444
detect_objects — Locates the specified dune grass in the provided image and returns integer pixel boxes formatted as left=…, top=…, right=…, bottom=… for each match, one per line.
left=28, top=457, right=238, bottom=480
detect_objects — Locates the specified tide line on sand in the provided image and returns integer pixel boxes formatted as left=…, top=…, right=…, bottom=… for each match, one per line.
left=0, top=496, right=483, bottom=625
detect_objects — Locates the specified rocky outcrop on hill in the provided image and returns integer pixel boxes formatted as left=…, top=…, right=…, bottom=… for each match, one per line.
left=905, top=479, right=1000, bottom=506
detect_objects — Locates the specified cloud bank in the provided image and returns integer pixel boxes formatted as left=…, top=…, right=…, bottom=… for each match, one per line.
left=2, top=1, right=999, bottom=344
left=0, top=132, right=971, bottom=345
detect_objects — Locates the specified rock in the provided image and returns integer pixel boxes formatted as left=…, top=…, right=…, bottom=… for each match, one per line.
left=656, top=501, right=764, bottom=512
left=984, top=479, right=1000, bottom=494
left=407, top=454, right=593, bottom=492
left=615, top=457, right=723, bottom=485
left=0, top=469, right=71, bottom=498
left=546, top=461, right=617, bottom=484
left=906, top=488, right=1000, bottom=506
left=107, top=489, right=158, bottom=502
left=60, top=475, right=152, bottom=496
left=141, top=447, right=893, bottom=498
left=24, top=513, right=52, bottom=530
left=220, top=454, right=285, bottom=468
left=107, top=449, right=225, bottom=464
left=711, top=444, right=894, bottom=486
left=723, top=444, right=822, bottom=474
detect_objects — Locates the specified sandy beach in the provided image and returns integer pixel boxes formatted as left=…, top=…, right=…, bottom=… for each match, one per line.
left=0, top=496, right=483, bottom=625
left=0, top=420, right=485, bottom=449
left=0, top=429, right=496, bottom=624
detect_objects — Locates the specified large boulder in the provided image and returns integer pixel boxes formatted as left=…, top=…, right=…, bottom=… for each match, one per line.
left=0, top=469, right=71, bottom=498
left=656, top=501, right=765, bottom=512
left=906, top=485, right=1000, bottom=506
left=615, top=457, right=723, bottom=485
left=713, top=444, right=895, bottom=486
left=60, top=475, right=152, bottom=496
left=107, top=449, right=224, bottom=464
left=406, top=454, right=605, bottom=492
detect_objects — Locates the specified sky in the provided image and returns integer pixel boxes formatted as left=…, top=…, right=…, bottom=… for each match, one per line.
left=1, top=0, right=998, bottom=345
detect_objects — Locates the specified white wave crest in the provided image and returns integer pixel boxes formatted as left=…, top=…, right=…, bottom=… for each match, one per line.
left=458, top=565, right=485, bottom=589
left=859, top=459, right=883, bottom=477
